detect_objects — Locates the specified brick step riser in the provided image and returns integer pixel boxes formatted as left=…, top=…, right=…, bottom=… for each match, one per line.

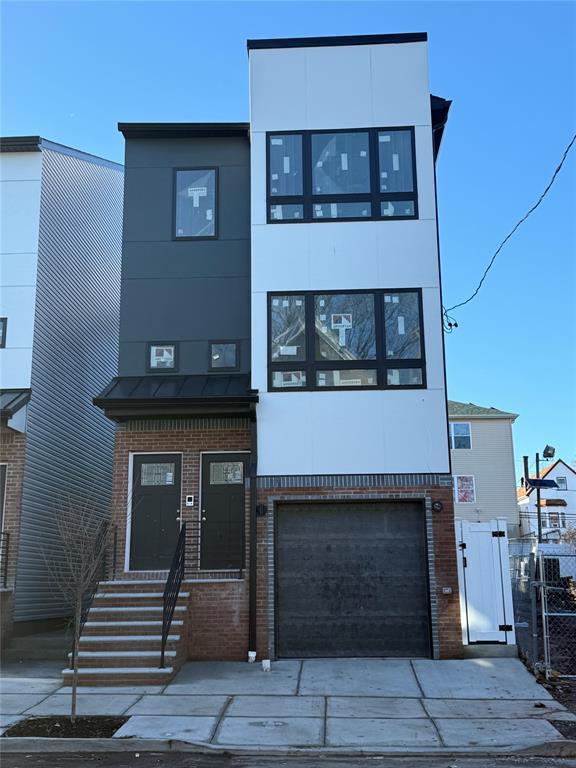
left=79, top=640, right=179, bottom=652
left=97, top=583, right=167, bottom=593
left=87, top=610, right=187, bottom=621
left=62, top=674, right=176, bottom=686
left=91, top=599, right=187, bottom=609
left=73, top=653, right=185, bottom=669
left=82, top=624, right=180, bottom=636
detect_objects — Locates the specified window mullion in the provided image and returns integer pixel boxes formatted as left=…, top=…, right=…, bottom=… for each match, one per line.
left=303, top=133, right=312, bottom=222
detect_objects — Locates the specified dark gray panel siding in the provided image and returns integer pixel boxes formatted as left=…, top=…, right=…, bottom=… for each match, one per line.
left=119, top=137, right=250, bottom=377
left=14, top=148, right=122, bottom=622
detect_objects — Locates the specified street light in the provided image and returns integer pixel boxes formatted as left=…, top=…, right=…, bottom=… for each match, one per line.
left=523, top=445, right=558, bottom=543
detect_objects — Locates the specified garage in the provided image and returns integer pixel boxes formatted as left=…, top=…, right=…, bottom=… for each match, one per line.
left=276, top=501, right=432, bottom=658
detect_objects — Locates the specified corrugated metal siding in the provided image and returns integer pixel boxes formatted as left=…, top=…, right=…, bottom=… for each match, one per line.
left=14, top=148, right=123, bottom=621
left=450, top=418, right=519, bottom=528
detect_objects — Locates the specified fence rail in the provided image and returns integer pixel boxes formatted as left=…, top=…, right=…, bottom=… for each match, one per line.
left=510, top=537, right=576, bottom=678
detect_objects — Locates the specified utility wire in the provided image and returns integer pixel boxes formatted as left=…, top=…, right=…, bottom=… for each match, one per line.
left=443, top=132, right=576, bottom=332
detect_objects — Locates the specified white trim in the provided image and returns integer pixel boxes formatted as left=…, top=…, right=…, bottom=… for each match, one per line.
left=198, top=450, right=250, bottom=573
left=124, top=451, right=184, bottom=574
left=449, top=421, right=472, bottom=450
left=454, top=474, right=476, bottom=504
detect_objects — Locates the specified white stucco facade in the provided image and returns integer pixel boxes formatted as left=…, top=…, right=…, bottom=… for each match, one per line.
left=0, top=151, right=42, bottom=389
left=249, top=39, right=450, bottom=475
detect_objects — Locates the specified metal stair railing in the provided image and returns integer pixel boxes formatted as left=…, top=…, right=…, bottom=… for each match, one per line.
left=161, top=522, right=186, bottom=668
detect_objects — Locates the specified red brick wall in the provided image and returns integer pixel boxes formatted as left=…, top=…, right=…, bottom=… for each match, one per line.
left=257, top=484, right=462, bottom=660
left=0, top=426, right=26, bottom=642
left=110, top=420, right=461, bottom=661
left=0, top=427, right=26, bottom=589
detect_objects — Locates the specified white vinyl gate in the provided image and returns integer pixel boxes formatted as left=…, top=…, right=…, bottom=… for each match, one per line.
left=456, top=519, right=516, bottom=645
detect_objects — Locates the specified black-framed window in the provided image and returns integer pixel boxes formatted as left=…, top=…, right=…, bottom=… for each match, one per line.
left=267, top=128, right=417, bottom=223
left=210, top=341, right=239, bottom=370
left=174, top=168, right=217, bottom=239
left=147, top=342, right=178, bottom=372
left=0, top=318, right=6, bottom=348
left=268, top=289, right=425, bottom=391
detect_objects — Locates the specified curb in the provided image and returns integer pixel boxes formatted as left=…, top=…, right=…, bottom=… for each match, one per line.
left=1, top=736, right=576, bottom=757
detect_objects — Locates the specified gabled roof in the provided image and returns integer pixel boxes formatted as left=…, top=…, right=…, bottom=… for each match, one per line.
left=448, top=400, right=518, bottom=420
left=521, top=458, right=576, bottom=497
left=0, top=389, right=31, bottom=419
left=94, top=374, right=258, bottom=421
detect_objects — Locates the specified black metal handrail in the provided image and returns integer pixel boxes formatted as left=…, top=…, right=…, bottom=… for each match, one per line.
left=0, top=531, right=9, bottom=588
left=161, top=523, right=186, bottom=668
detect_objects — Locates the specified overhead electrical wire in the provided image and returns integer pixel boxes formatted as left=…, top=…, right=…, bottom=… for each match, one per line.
left=443, top=132, right=576, bottom=333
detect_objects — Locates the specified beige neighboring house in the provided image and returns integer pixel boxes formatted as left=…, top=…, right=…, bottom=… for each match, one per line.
left=517, top=458, right=576, bottom=540
left=448, top=401, right=520, bottom=534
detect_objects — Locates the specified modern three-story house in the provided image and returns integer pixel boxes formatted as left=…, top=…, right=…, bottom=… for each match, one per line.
left=92, top=32, right=461, bottom=685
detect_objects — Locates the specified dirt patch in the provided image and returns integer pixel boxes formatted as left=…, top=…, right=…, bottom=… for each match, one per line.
left=550, top=719, right=576, bottom=740
left=542, top=677, right=576, bottom=714
left=4, top=716, right=128, bottom=738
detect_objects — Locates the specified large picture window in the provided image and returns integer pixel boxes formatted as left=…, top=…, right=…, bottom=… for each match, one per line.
left=175, top=168, right=217, bottom=239
left=268, top=289, right=425, bottom=391
left=267, top=128, right=417, bottom=223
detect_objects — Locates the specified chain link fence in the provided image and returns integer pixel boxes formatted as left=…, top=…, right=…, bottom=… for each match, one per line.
left=510, top=537, right=576, bottom=678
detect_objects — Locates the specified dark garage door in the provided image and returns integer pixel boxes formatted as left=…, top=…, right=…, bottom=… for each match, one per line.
left=276, top=501, right=432, bottom=658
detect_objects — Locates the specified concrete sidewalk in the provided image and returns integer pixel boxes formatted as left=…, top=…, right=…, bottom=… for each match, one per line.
left=1, top=658, right=574, bottom=752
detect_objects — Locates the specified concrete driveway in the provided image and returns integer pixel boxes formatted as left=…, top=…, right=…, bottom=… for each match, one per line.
left=1, top=658, right=574, bottom=752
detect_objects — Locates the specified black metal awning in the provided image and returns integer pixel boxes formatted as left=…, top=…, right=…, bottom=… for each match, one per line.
left=94, top=374, right=258, bottom=421
left=0, top=389, right=31, bottom=419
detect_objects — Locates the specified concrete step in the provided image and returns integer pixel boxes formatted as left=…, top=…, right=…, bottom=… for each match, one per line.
left=83, top=620, right=183, bottom=635
left=80, top=634, right=179, bottom=643
left=61, top=666, right=176, bottom=686
left=70, top=650, right=178, bottom=668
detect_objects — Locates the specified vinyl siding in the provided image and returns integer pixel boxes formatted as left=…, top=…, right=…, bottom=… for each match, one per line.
left=14, top=147, right=123, bottom=621
left=450, top=418, right=519, bottom=530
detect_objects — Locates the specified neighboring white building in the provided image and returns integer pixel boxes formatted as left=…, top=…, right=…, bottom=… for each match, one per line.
left=448, top=400, right=519, bottom=534
left=517, top=458, right=576, bottom=540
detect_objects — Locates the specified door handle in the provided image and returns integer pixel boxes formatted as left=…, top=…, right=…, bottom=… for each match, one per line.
left=176, top=509, right=182, bottom=523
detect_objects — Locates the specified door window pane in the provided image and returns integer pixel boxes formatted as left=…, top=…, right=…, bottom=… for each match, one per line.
left=269, top=135, right=303, bottom=196
left=315, top=294, right=376, bottom=362
left=384, top=292, right=422, bottom=360
left=316, top=369, right=377, bottom=387
left=141, top=463, right=175, bottom=486
left=272, top=371, right=307, bottom=389
left=378, top=130, right=414, bottom=193
left=211, top=343, right=238, bottom=369
left=312, top=132, right=370, bottom=194
left=313, top=202, right=371, bottom=220
left=270, top=295, right=306, bottom=362
left=386, top=368, right=423, bottom=386
left=175, top=169, right=216, bottom=238
left=210, top=461, right=243, bottom=485
left=381, top=200, right=415, bottom=217
left=149, top=344, right=176, bottom=370
left=270, top=204, right=304, bottom=221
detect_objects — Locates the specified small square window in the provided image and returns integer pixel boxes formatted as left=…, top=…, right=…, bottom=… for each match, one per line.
left=0, top=318, right=6, bottom=348
left=210, top=342, right=238, bottom=370
left=148, top=343, right=177, bottom=371
left=556, top=477, right=567, bottom=490
left=175, top=169, right=217, bottom=238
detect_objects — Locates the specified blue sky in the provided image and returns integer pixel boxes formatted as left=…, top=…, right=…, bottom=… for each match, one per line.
left=2, top=1, right=575, bottom=477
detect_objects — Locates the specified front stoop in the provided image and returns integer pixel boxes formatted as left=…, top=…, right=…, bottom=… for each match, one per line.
left=61, top=580, right=189, bottom=687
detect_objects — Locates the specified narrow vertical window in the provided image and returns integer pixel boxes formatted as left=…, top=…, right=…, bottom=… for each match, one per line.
left=270, top=295, right=306, bottom=363
left=454, top=475, right=476, bottom=503
left=175, top=169, right=217, bottom=238
left=0, top=318, right=6, bottom=348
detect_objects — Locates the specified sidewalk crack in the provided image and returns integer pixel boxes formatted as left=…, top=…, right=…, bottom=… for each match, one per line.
left=210, top=695, right=233, bottom=744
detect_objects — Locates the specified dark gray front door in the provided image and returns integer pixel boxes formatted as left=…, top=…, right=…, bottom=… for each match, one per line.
left=200, top=454, right=248, bottom=570
left=276, top=501, right=432, bottom=658
left=130, top=454, right=182, bottom=570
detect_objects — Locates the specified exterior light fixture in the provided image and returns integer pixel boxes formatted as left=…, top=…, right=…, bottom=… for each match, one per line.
left=543, top=445, right=555, bottom=459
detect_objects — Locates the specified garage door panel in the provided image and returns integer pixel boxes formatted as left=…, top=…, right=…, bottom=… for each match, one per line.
left=276, top=501, right=431, bottom=658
